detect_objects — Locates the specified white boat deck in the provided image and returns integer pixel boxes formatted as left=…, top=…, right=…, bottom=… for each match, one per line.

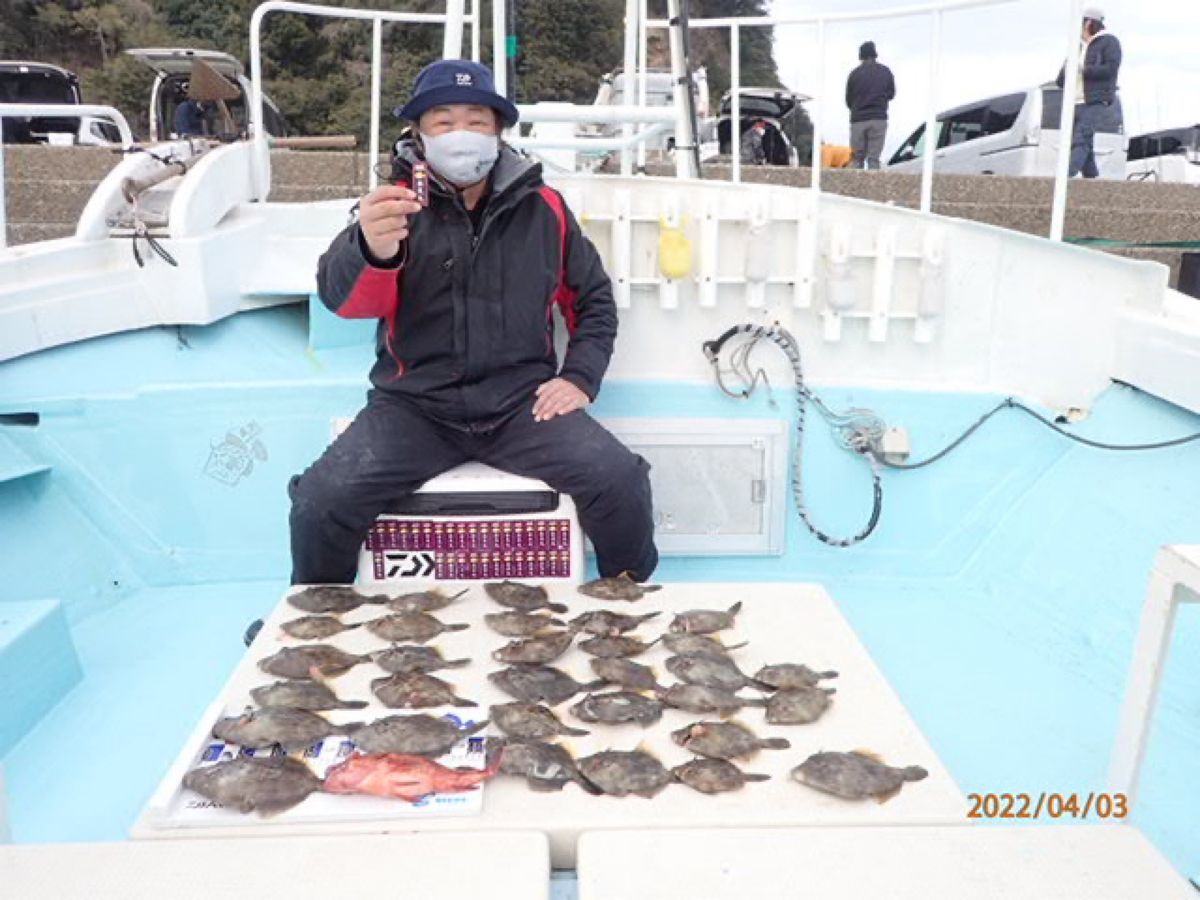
left=575, top=825, right=1195, bottom=899
left=134, top=582, right=963, bottom=867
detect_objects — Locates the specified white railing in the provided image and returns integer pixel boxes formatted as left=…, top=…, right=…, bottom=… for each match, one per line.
left=1108, top=545, right=1200, bottom=809
left=248, top=1, right=479, bottom=200
left=0, top=103, right=135, bottom=250
left=644, top=0, right=1084, bottom=241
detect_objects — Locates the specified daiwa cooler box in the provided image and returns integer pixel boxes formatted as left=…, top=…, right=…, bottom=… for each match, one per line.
left=355, top=462, right=583, bottom=584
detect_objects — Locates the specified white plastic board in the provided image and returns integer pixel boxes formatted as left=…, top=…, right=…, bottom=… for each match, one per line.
left=576, top=825, right=1194, bottom=899
left=135, top=582, right=963, bottom=867
left=0, top=832, right=549, bottom=900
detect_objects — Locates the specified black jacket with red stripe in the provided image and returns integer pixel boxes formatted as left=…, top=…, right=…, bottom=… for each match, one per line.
left=315, top=142, right=617, bottom=425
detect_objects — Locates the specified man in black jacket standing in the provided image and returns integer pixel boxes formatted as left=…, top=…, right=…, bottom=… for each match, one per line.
left=1056, top=6, right=1123, bottom=178
left=845, top=41, right=896, bottom=170
left=289, top=59, right=658, bottom=586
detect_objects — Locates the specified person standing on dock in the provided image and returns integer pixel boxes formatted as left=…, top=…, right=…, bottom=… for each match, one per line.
left=1055, top=6, right=1123, bottom=179
left=845, top=41, right=895, bottom=170
left=289, top=60, right=658, bottom=588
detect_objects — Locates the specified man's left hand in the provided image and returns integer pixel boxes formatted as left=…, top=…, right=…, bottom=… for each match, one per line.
left=533, top=378, right=589, bottom=422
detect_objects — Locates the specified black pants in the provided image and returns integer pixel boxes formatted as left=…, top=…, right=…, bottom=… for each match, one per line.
left=288, top=391, right=658, bottom=584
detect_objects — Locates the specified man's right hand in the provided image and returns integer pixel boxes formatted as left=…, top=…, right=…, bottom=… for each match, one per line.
left=359, top=184, right=423, bottom=262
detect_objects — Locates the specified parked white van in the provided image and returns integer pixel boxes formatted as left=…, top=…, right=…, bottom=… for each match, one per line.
left=888, top=83, right=1126, bottom=179
left=1126, top=126, right=1200, bottom=185
left=126, top=48, right=287, bottom=141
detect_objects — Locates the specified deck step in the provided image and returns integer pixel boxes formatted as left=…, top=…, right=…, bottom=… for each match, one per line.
left=0, top=599, right=81, bottom=757
left=0, top=434, right=49, bottom=485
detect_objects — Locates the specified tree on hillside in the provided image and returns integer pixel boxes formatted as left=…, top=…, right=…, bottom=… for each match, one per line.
left=513, top=0, right=624, bottom=104
left=646, top=0, right=780, bottom=107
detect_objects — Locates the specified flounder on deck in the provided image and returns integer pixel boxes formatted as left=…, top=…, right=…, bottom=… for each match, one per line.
left=182, top=756, right=322, bottom=815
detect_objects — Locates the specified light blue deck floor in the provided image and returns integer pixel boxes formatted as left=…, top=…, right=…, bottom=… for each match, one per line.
left=2, top=309, right=1198, bottom=885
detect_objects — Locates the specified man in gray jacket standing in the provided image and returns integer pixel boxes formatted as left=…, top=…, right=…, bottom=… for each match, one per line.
left=845, top=41, right=895, bottom=170
left=1056, top=6, right=1123, bottom=178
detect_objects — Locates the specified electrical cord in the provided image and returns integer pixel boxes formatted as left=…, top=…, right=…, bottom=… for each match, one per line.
left=703, top=323, right=1200, bottom=545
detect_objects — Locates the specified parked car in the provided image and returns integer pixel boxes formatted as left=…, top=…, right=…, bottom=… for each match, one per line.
left=716, top=87, right=812, bottom=166
left=0, top=61, right=123, bottom=145
left=125, top=48, right=287, bottom=141
left=1126, top=125, right=1200, bottom=185
left=887, top=83, right=1127, bottom=179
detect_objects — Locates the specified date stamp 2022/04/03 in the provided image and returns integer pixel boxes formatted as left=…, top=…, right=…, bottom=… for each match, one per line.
left=968, top=793, right=1129, bottom=820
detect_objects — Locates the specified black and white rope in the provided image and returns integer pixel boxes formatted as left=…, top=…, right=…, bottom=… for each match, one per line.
left=704, top=323, right=886, bottom=547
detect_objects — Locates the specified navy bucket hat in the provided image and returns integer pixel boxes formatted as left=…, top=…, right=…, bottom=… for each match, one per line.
left=395, top=59, right=519, bottom=127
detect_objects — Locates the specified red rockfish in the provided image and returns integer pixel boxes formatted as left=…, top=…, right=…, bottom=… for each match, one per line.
left=323, top=752, right=501, bottom=802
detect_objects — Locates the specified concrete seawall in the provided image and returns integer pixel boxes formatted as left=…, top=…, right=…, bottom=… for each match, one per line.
left=4, top=145, right=1197, bottom=286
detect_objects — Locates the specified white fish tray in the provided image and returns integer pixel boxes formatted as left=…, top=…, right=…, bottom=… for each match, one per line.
left=134, top=582, right=965, bottom=867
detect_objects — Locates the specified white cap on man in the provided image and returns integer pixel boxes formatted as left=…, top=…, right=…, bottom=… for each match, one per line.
left=1082, top=5, right=1105, bottom=21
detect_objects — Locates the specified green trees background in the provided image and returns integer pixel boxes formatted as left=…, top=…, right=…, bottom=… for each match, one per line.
left=0, top=0, right=780, bottom=144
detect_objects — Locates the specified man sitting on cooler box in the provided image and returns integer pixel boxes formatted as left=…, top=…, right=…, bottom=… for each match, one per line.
left=288, top=59, right=659, bottom=587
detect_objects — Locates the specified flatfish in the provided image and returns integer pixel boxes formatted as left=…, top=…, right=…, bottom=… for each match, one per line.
left=578, top=750, right=671, bottom=798
left=668, top=602, right=742, bottom=635
left=372, top=645, right=470, bottom=675
left=754, top=663, right=839, bottom=690
left=484, top=611, right=566, bottom=637
left=385, top=587, right=468, bottom=613
left=664, top=654, right=767, bottom=693
left=570, top=691, right=663, bottom=727
left=492, top=631, right=574, bottom=665
left=484, top=580, right=567, bottom=614
left=672, top=758, right=770, bottom=794
left=792, top=750, right=928, bottom=800
left=670, top=720, right=790, bottom=760
left=655, top=684, right=766, bottom=716
left=258, top=645, right=368, bottom=679
left=488, top=665, right=605, bottom=706
left=371, top=673, right=478, bottom=709
left=661, top=633, right=748, bottom=660
left=590, top=657, right=660, bottom=692
left=490, top=702, right=589, bottom=739
left=568, top=610, right=660, bottom=637
left=288, top=585, right=384, bottom=615
left=345, top=715, right=487, bottom=757
left=280, top=615, right=361, bottom=641
left=212, top=708, right=351, bottom=750
left=578, top=635, right=657, bottom=659
left=182, top=756, right=321, bottom=815
left=365, top=612, right=469, bottom=643
left=765, top=687, right=835, bottom=724
left=250, top=679, right=367, bottom=711
left=497, top=740, right=601, bottom=794
left=577, top=574, right=661, bottom=602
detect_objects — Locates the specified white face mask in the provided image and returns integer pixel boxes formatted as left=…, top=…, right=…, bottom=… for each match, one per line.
left=420, top=129, right=500, bottom=187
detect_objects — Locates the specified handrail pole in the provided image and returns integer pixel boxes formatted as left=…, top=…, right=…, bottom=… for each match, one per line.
left=369, top=16, right=383, bottom=190
left=493, top=0, right=508, bottom=98
left=807, top=21, right=822, bottom=181
left=621, top=0, right=639, bottom=175
left=919, top=10, right=943, bottom=211
left=730, top=23, right=741, bottom=183
left=470, top=0, right=481, bottom=61
left=636, top=0, right=649, bottom=169
left=443, top=0, right=465, bottom=57
left=811, top=19, right=824, bottom=194
left=1050, top=0, right=1083, bottom=241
